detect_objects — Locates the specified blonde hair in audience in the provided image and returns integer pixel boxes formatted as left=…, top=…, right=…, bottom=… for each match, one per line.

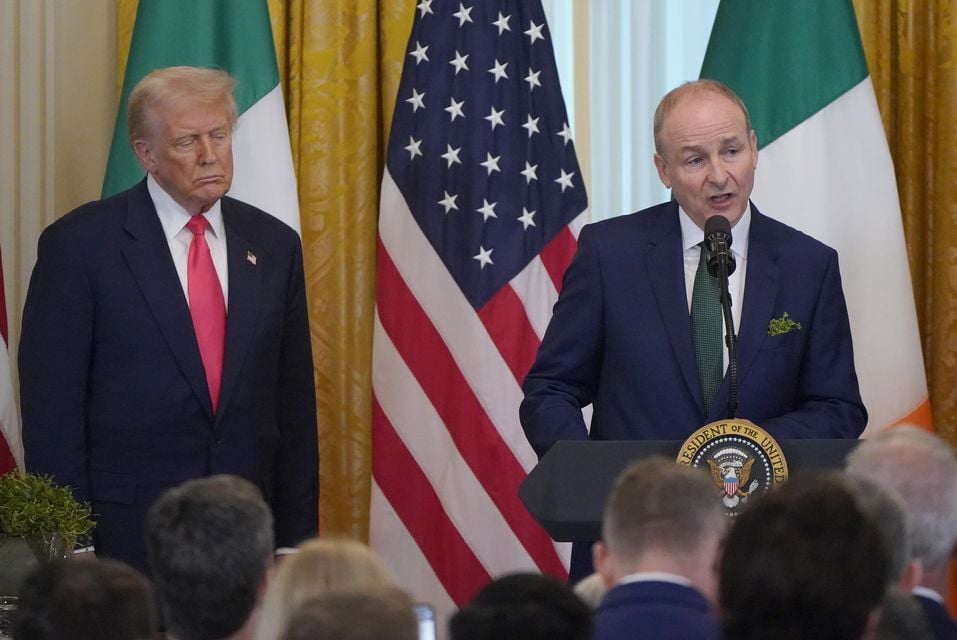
left=256, top=538, right=397, bottom=640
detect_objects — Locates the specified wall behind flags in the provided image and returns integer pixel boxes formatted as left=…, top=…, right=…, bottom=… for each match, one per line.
left=0, top=0, right=117, bottom=374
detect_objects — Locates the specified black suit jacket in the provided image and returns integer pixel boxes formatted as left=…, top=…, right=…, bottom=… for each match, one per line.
left=19, top=179, right=318, bottom=572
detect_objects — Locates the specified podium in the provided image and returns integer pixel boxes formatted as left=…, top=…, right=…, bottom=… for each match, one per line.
left=519, top=439, right=861, bottom=542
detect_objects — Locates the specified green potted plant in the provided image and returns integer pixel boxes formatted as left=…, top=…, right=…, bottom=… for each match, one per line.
left=0, top=471, right=95, bottom=595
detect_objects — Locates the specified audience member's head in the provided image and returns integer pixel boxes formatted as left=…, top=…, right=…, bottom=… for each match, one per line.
left=146, top=474, right=274, bottom=640
left=719, top=474, right=890, bottom=640
left=279, top=586, right=417, bottom=640
left=256, top=538, right=396, bottom=640
left=594, top=457, right=726, bottom=600
left=12, top=558, right=155, bottom=640
left=842, top=472, right=918, bottom=588
left=846, top=425, right=957, bottom=591
left=449, top=573, right=590, bottom=640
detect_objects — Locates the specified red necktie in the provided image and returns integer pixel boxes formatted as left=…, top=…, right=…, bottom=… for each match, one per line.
left=186, top=215, right=226, bottom=413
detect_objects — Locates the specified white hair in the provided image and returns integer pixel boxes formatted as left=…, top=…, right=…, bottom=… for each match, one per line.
left=846, top=425, right=957, bottom=569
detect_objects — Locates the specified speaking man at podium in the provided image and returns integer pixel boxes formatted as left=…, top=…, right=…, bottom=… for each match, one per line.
left=520, top=79, right=866, bottom=460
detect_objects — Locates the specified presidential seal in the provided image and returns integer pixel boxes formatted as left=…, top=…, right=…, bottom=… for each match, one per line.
left=676, top=419, right=788, bottom=516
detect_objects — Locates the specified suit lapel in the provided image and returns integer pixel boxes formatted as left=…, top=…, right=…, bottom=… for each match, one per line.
left=121, top=180, right=214, bottom=418
left=645, top=203, right=704, bottom=410
left=215, top=201, right=261, bottom=426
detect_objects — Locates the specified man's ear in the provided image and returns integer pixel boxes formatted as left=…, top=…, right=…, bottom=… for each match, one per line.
left=749, top=129, right=759, bottom=169
left=132, top=139, right=155, bottom=174
left=593, top=541, right=616, bottom=589
left=653, top=153, right=672, bottom=188
left=898, top=558, right=923, bottom=593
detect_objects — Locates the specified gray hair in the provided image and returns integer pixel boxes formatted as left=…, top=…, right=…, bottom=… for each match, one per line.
left=846, top=426, right=957, bottom=569
left=146, top=474, right=274, bottom=640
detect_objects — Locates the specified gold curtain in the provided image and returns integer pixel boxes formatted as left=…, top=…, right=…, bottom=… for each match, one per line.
left=116, top=0, right=414, bottom=539
left=267, top=0, right=413, bottom=539
left=854, top=0, right=957, bottom=448
left=854, top=0, right=957, bottom=613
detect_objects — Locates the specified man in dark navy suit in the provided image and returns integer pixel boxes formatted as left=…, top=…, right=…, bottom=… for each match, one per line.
left=19, top=66, right=318, bottom=573
left=848, top=426, right=957, bottom=640
left=521, top=80, right=865, bottom=457
left=591, top=458, right=725, bottom=640
left=522, top=78, right=865, bottom=581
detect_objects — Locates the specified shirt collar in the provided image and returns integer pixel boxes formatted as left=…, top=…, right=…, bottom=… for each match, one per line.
left=679, top=202, right=751, bottom=260
left=913, top=586, right=944, bottom=603
left=618, top=571, right=693, bottom=588
left=147, top=173, right=225, bottom=242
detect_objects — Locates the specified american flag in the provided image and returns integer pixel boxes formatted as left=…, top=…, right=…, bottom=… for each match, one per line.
left=0, top=245, right=22, bottom=474
left=723, top=470, right=738, bottom=497
left=370, top=0, right=588, bottom=622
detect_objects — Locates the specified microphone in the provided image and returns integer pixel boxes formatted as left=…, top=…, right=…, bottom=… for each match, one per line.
left=704, top=215, right=736, bottom=277
left=703, top=214, right=739, bottom=418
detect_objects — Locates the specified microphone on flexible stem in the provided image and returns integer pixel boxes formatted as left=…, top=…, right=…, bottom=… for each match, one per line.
left=703, top=215, right=738, bottom=418
left=705, top=215, right=736, bottom=277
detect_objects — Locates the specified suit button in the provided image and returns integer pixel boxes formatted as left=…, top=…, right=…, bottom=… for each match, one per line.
left=213, top=439, right=222, bottom=447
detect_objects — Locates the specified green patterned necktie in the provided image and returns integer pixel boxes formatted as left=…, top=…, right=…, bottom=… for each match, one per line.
left=691, top=243, right=723, bottom=412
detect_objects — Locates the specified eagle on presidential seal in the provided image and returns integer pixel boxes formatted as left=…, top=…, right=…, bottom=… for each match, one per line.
left=708, top=457, right=758, bottom=508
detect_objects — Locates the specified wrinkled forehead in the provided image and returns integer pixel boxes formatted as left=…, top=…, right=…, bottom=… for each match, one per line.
left=654, top=82, right=753, bottom=153
left=659, top=94, right=752, bottom=153
left=145, top=94, right=234, bottom=135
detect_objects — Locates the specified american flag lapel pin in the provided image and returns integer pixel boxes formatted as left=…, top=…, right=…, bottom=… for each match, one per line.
left=246, top=250, right=257, bottom=266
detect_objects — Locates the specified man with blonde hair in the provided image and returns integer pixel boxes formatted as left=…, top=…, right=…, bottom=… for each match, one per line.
left=20, top=66, right=318, bottom=574
left=591, top=457, right=726, bottom=640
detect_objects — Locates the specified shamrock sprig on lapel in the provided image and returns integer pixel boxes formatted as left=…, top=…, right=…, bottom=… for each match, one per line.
left=768, top=312, right=802, bottom=336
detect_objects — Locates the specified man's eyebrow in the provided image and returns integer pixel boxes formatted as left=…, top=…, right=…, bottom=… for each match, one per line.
left=678, top=135, right=744, bottom=154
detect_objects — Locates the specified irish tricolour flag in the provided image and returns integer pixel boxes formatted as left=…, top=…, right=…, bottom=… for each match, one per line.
left=701, top=0, right=929, bottom=434
left=103, top=0, right=299, bottom=233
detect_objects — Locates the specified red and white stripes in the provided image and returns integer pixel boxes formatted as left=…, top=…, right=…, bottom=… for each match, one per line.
left=371, top=170, right=586, bottom=628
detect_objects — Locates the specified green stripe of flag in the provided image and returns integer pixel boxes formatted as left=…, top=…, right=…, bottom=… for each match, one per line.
left=103, top=0, right=280, bottom=198
left=699, top=0, right=868, bottom=149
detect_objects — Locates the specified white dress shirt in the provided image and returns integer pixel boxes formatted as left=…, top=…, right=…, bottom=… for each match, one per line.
left=680, top=205, right=750, bottom=372
left=148, top=173, right=229, bottom=307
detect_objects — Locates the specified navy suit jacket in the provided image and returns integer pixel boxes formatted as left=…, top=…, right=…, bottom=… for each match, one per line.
left=19, top=179, right=318, bottom=572
left=916, top=594, right=957, bottom=640
left=521, top=201, right=865, bottom=456
left=593, top=581, right=719, bottom=640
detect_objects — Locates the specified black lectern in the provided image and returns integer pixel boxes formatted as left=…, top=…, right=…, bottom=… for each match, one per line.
left=519, top=439, right=860, bottom=542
